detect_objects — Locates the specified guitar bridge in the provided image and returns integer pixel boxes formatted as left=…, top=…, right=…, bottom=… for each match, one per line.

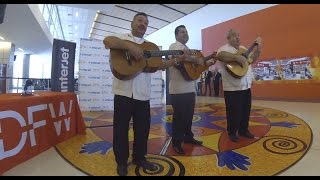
left=125, top=51, right=132, bottom=66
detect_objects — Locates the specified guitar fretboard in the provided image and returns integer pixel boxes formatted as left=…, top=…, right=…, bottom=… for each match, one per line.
left=144, top=49, right=200, bottom=58
left=242, top=42, right=258, bottom=58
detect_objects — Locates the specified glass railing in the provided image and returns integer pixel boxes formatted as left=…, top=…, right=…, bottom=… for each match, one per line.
left=0, top=77, right=52, bottom=93
left=0, top=77, right=79, bottom=94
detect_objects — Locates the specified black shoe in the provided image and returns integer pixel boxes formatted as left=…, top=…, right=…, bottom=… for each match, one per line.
left=173, top=145, right=185, bottom=155
left=132, top=160, right=157, bottom=171
left=229, top=134, right=239, bottom=142
left=116, top=165, right=128, bottom=176
left=184, top=138, right=203, bottom=145
left=239, top=131, right=254, bottom=139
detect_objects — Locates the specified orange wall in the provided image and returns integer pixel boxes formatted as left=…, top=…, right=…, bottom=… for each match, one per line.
left=202, top=4, right=320, bottom=101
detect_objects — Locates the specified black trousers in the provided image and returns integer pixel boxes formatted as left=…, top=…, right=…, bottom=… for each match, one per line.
left=197, top=82, right=202, bottom=96
left=170, top=92, right=195, bottom=146
left=113, top=95, right=150, bottom=166
left=224, top=89, right=251, bottom=136
left=213, top=79, right=220, bottom=96
left=204, top=81, right=211, bottom=96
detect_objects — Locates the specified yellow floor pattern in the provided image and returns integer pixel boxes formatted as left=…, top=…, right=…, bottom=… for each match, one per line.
left=55, top=103, right=312, bottom=176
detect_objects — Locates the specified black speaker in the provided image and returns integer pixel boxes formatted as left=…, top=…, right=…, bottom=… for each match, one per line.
left=0, top=4, right=7, bottom=24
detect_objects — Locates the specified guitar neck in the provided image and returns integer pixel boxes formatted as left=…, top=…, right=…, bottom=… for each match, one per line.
left=146, top=50, right=183, bottom=57
left=145, top=49, right=200, bottom=58
left=203, top=53, right=216, bottom=62
left=242, top=42, right=258, bottom=58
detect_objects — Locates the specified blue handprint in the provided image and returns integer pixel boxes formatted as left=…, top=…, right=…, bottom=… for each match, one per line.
left=271, top=121, right=299, bottom=128
left=165, top=122, right=173, bottom=136
left=80, top=141, right=113, bottom=155
left=216, top=150, right=251, bottom=171
left=84, top=117, right=94, bottom=122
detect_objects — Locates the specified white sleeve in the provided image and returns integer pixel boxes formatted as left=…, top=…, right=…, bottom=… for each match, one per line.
left=217, top=44, right=229, bottom=54
left=169, top=43, right=183, bottom=50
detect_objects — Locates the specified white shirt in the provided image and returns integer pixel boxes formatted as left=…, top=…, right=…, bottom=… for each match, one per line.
left=111, top=33, right=151, bottom=101
left=168, top=41, right=196, bottom=94
left=217, top=43, right=252, bottom=91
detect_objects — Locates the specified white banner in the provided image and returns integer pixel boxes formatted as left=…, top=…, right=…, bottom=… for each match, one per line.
left=79, top=38, right=113, bottom=111
left=150, top=70, right=163, bottom=108
left=79, top=38, right=163, bottom=111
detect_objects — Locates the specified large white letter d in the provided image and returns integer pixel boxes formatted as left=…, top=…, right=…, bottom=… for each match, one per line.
left=0, top=111, right=27, bottom=160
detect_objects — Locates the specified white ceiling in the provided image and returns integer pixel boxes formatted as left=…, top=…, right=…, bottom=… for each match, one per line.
left=57, top=4, right=114, bottom=43
left=0, top=4, right=207, bottom=56
left=56, top=4, right=207, bottom=42
left=0, top=4, right=53, bottom=54
left=89, top=4, right=207, bottom=41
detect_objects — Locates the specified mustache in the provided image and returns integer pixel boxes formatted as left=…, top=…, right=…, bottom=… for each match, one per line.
left=138, top=26, right=146, bottom=30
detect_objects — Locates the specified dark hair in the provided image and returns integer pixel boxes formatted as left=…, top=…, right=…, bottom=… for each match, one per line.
left=174, top=25, right=186, bottom=36
left=24, top=79, right=33, bottom=91
left=133, top=12, right=148, bottom=20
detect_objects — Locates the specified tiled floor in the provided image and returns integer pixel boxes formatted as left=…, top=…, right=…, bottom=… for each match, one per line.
left=3, top=96, right=320, bottom=176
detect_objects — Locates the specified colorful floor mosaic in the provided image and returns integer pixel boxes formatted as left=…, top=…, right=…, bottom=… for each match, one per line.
left=55, top=103, right=312, bottom=176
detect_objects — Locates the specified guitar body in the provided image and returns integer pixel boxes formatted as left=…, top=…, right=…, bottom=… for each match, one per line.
left=225, top=46, right=253, bottom=78
left=176, top=51, right=209, bottom=81
left=110, top=41, right=161, bottom=80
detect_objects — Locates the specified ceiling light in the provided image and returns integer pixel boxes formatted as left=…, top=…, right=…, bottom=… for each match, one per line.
left=75, top=12, right=79, bottom=17
left=18, top=48, right=24, bottom=51
left=0, top=36, right=5, bottom=40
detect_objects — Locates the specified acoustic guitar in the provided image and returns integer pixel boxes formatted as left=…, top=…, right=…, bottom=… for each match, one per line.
left=225, top=41, right=258, bottom=78
left=110, top=40, right=191, bottom=80
left=175, top=51, right=217, bottom=81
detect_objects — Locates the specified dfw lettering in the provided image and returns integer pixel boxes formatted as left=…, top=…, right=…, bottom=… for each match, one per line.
left=0, top=100, right=73, bottom=160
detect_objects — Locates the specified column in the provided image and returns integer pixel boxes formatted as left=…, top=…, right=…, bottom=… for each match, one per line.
left=22, top=54, right=30, bottom=86
left=0, top=41, right=15, bottom=93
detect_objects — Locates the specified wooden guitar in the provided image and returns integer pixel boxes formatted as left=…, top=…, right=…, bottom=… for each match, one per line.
left=110, top=40, right=187, bottom=80
left=175, top=51, right=217, bottom=81
left=225, top=41, right=259, bottom=78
